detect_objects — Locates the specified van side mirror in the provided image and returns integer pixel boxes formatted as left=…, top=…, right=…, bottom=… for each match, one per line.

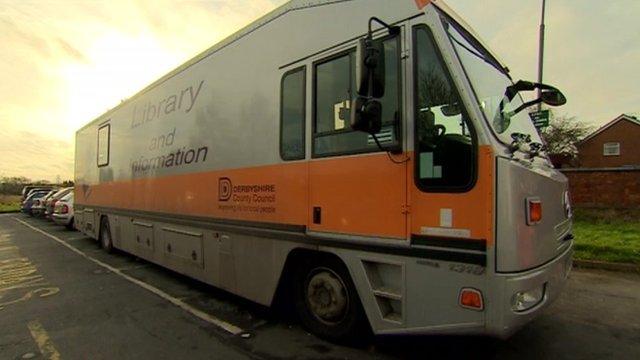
left=504, top=80, right=567, bottom=117
left=505, top=80, right=566, bottom=106
left=540, top=89, right=566, bottom=107
left=351, top=17, right=399, bottom=135
left=351, top=97, right=382, bottom=134
left=356, top=37, right=385, bottom=98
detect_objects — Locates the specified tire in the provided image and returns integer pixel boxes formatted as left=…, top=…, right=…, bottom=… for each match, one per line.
left=65, top=217, right=75, bottom=231
left=292, top=254, right=368, bottom=343
left=99, top=217, right=114, bottom=253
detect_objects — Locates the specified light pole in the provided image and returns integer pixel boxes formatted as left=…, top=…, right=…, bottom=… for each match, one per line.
left=537, top=0, right=547, bottom=111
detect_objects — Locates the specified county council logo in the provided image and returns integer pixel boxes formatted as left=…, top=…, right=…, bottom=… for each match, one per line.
left=218, top=177, right=232, bottom=201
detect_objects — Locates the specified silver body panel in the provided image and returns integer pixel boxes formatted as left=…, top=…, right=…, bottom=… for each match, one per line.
left=496, top=157, right=572, bottom=272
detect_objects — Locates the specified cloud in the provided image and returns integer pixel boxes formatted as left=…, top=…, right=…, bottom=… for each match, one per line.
left=0, top=0, right=279, bottom=182
left=56, top=38, right=88, bottom=63
left=1, top=0, right=638, bottom=181
left=447, top=0, right=640, bottom=126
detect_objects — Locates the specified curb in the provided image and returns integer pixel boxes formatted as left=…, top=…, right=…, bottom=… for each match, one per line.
left=0, top=210, right=20, bottom=214
left=573, top=259, right=640, bottom=273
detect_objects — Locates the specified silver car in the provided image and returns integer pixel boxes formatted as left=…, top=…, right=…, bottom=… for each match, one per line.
left=52, top=191, right=74, bottom=230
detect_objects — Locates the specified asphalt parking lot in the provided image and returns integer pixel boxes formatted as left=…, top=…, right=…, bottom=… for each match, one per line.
left=1, top=213, right=639, bottom=360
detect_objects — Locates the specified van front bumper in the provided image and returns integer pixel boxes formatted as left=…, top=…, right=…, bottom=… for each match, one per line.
left=487, top=242, right=573, bottom=339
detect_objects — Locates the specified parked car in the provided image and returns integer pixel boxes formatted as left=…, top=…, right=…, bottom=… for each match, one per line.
left=21, top=185, right=54, bottom=201
left=21, top=190, right=50, bottom=216
left=31, top=190, right=57, bottom=217
left=44, top=187, right=73, bottom=220
left=52, top=191, right=74, bottom=230
left=25, top=187, right=55, bottom=200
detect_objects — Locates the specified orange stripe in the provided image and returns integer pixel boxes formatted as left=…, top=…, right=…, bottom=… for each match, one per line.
left=77, top=146, right=494, bottom=244
left=77, top=162, right=309, bottom=226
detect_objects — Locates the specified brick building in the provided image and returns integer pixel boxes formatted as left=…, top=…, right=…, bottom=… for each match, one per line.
left=576, top=114, right=640, bottom=168
left=562, top=114, right=640, bottom=208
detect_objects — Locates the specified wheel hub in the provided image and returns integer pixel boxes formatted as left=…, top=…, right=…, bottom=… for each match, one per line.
left=306, top=270, right=348, bottom=323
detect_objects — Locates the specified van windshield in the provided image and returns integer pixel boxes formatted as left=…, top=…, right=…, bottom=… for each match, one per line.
left=441, top=15, right=544, bottom=148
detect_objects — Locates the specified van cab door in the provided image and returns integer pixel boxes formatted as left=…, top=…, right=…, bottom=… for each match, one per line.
left=308, top=33, right=407, bottom=240
left=408, top=21, right=492, bottom=253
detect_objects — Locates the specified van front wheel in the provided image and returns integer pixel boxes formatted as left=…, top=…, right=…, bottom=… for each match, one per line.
left=292, top=255, right=368, bottom=343
left=99, top=217, right=113, bottom=253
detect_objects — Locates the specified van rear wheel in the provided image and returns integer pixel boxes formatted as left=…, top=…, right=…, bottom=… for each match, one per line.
left=99, top=217, right=113, bottom=253
left=292, top=255, right=368, bottom=343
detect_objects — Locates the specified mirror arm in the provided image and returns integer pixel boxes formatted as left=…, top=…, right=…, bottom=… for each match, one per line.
left=505, top=80, right=534, bottom=101
left=511, top=98, right=543, bottom=116
left=368, top=17, right=400, bottom=38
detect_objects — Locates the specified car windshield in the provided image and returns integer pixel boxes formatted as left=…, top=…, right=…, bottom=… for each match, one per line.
left=441, top=15, right=544, bottom=148
left=28, top=192, right=46, bottom=200
left=53, top=188, right=71, bottom=198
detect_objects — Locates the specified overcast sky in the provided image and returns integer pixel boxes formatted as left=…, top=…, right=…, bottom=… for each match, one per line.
left=1, top=0, right=638, bottom=181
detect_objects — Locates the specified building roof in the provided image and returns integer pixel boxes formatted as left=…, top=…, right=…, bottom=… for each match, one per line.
left=580, top=114, right=640, bottom=143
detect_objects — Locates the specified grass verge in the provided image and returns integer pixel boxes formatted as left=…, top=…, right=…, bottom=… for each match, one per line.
left=573, top=208, right=640, bottom=265
left=0, top=194, right=21, bottom=213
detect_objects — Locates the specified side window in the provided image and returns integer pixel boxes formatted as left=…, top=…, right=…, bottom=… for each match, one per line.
left=313, top=37, right=401, bottom=157
left=280, top=67, right=306, bottom=160
left=414, top=26, right=476, bottom=191
left=97, top=123, right=110, bottom=167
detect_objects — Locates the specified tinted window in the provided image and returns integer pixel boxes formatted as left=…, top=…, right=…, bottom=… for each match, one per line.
left=313, top=37, right=400, bottom=157
left=280, top=67, right=306, bottom=160
left=414, top=26, right=476, bottom=191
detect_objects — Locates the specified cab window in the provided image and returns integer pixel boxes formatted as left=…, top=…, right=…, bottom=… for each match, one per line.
left=313, top=36, right=401, bottom=157
left=414, top=25, right=476, bottom=191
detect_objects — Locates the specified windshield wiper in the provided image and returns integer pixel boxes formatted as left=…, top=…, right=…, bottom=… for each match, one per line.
left=508, top=132, right=531, bottom=153
left=509, top=134, right=547, bottom=160
left=528, top=142, right=545, bottom=159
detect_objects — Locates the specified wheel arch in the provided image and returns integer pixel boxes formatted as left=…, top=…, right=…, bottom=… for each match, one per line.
left=272, top=247, right=369, bottom=314
left=273, top=248, right=350, bottom=302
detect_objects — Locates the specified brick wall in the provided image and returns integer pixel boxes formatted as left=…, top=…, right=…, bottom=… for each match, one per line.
left=562, top=169, right=640, bottom=208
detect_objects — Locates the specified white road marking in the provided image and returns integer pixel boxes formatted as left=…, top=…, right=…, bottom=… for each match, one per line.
left=14, top=218, right=244, bottom=336
left=64, top=236, right=87, bottom=241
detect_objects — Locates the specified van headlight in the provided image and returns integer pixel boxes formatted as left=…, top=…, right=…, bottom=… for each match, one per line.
left=511, top=284, right=545, bottom=312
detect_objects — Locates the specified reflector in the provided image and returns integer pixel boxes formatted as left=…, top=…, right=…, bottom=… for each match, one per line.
left=459, top=288, right=483, bottom=311
left=414, top=0, right=432, bottom=10
left=528, top=199, right=542, bottom=224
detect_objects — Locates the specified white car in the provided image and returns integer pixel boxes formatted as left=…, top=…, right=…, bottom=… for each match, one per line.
left=31, top=190, right=57, bottom=217
left=52, top=191, right=74, bottom=230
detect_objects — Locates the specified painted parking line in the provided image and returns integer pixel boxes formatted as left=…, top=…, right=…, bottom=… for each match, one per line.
left=14, top=218, right=244, bottom=336
left=27, top=320, right=61, bottom=360
left=65, top=236, right=88, bottom=242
